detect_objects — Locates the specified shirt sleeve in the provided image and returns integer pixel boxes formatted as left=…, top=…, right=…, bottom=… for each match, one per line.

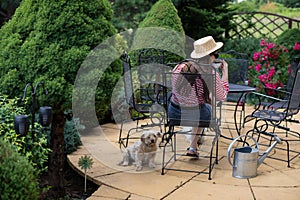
left=215, top=73, right=229, bottom=101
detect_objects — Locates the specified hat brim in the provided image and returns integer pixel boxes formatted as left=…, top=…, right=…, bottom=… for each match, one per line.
left=190, top=42, right=223, bottom=59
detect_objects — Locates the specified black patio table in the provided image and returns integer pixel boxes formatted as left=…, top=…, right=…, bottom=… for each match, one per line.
left=228, top=83, right=256, bottom=136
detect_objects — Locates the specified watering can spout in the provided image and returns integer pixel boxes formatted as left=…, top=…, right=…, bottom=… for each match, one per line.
left=257, top=135, right=282, bottom=167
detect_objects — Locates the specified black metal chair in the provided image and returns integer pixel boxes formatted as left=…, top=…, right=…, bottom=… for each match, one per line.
left=259, top=57, right=300, bottom=109
left=220, top=50, right=249, bottom=85
left=160, top=59, right=221, bottom=180
left=244, top=68, right=300, bottom=167
left=219, top=50, right=249, bottom=129
left=245, top=58, right=300, bottom=128
left=118, top=51, right=165, bottom=148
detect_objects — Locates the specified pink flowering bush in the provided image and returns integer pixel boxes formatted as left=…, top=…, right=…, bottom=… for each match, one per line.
left=248, top=39, right=290, bottom=95
left=294, top=42, right=300, bottom=51
left=293, top=42, right=300, bottom=58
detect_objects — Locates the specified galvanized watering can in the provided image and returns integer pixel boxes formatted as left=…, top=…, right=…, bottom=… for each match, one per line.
left=227, top=134, right=282, bottom=179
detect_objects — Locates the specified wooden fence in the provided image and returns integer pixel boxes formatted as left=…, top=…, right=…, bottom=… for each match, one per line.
left=229, top=11, right=300, bottom=39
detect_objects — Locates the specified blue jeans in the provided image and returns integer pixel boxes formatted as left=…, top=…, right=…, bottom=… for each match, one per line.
left=168, top=101, right=212, bottom=127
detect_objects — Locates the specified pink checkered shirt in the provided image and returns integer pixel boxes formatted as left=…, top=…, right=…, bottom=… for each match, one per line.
left=171, top=63, right=229, bottom=107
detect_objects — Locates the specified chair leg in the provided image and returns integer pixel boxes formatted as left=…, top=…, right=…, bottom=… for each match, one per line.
left=118, top=122, right=124, bottom=148
left=285, top=140, right=290, bottom=167
left=161, top=125, right=175, bottom=175
left=161, top=124, right=219, bottom=180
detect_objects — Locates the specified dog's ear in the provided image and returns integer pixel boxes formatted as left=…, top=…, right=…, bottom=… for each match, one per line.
left=156, top=132, right=162, bottom=138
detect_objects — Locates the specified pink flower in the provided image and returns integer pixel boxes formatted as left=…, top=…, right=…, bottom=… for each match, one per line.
left=260, top=39, right=265, bottom=46
left=253, top=52, right=260, bottom=61
left=258, top=74, right=268, bottom=83
left=265, top=83, right=276, bottom=89
left=266, top=42, right=276, bottom=49
left=255, top=64, right=261, bottom=71
left=265, top=83, right=277, bottom=95
left=268, top=67, right=275, bottom=77
left=294, top=42, right=300, bottom=51
left=277, top=81, right=283, bottom=88
left=261, top=48, right=269, bottom=60
left=249, top=39, right=289, bottom=94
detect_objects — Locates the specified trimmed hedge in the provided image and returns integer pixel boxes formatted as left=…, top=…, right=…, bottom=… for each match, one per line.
left=0, top=138, right=39, bottom=200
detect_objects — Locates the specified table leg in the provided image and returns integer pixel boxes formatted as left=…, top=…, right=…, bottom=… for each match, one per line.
left=234, top=92, right=246, bottom=136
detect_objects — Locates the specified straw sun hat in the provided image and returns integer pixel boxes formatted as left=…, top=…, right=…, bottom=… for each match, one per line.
left=190, top=36, right=223, bottom=59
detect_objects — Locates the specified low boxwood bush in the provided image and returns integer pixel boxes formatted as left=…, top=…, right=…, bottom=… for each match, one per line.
left=44, top=112, right=84, bottom=155
left=64, top=116, right=83, bottom=154
left=0, top=138, right=39, bottom=200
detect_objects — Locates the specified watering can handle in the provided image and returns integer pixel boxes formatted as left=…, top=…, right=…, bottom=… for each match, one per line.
left=227, top=135, right=259, bottom=167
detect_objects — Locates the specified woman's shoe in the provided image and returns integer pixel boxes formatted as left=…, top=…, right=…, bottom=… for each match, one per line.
left=186, top=147, right=199, bottom=157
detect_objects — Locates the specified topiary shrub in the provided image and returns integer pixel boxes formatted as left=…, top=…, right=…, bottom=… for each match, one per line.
left=0, top=138, right=39, bottom=200
left=133, top=0, right=186, bottom=63
left=0, top=1, right=119, bottom=194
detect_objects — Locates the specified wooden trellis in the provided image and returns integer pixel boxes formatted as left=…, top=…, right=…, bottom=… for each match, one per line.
left=229, top=11, right=300, bottom=39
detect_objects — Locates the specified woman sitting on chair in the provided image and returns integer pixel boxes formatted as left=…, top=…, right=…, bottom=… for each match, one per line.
left=168, top=36, right=229, bottom=157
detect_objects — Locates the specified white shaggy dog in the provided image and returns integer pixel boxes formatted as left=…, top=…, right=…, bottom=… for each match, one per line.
left=119, top=130, right=161, bottom=171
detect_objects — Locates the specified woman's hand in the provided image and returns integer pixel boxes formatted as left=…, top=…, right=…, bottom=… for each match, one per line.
left=220, top=60, right=228, bottom=82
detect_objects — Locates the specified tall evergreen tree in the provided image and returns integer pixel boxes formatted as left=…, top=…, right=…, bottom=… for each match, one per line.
left=111, top=0, right=157, bottom=32
left=0, top=0, right=117, bottom=197
left=0, top=0, right=20, bottom=26
left=173, top=0, right=235, bottom=42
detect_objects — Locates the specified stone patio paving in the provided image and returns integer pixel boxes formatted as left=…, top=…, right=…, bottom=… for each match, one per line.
left=67, top=104, right=300, bottom=200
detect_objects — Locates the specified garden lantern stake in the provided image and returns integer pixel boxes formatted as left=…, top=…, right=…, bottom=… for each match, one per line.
left=14, top=82, right=53, bottom=135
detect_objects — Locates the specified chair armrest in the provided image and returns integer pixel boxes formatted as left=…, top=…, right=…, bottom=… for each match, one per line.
left=248, top=91, right=288, bottom=112
left=263, top=87, right=290, bottom=97
left=251, top=91, right=284, bottom=102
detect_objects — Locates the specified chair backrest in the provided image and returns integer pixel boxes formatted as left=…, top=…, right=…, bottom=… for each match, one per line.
left=286, top=58, right=300, bottom=93
left=120, top=52, right=135, bottom=107
left=286, top=68, right=300, bottom=116
left=137, top=49, right=166, bottom=102
left=220, top=50, right=249, bottom=85
left=121, top=51, right=166, bottom=111
left=166, top=60, right=218, bottom=128
left=138, top=48, right=165, bottom=65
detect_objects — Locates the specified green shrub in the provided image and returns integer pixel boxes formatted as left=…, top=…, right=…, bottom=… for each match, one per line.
left=0, top=94, right=50, bottom=174
left=133, top=0, right=186, bottom=63
left=0, top=0, right=119, bottom=130
left=276, top=28, right=300, bottom=59
left=64, top=117, right=83, bottom=154
left=0, top=138, right=39, bottom=200
left=223, top=37, right=261, bottom=58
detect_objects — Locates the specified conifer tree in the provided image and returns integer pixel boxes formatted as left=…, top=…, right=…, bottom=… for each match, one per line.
left=173, top=0, right=234, bottom=42
left=133, top=0, right=186, bottom=61
left=0, top=0, right=117, bottom=197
